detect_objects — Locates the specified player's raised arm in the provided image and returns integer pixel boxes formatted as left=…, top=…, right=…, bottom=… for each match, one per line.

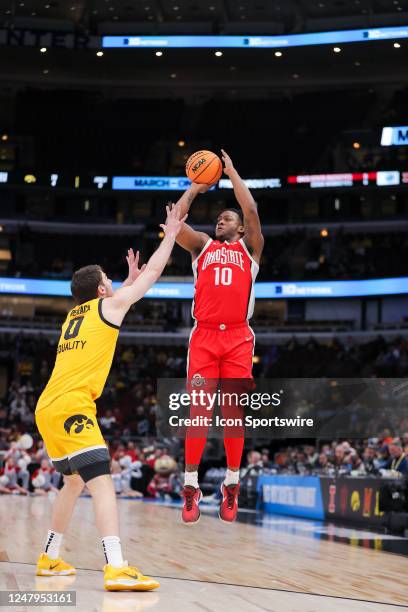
left=102, top=203, right=187, bottom=326
left=173, top=182, right=211, bottom=256
left=221, top=149, right=264, bottom=263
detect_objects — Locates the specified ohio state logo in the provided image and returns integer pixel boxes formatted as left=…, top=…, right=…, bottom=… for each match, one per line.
left=191, top=373, right=205, bottom=387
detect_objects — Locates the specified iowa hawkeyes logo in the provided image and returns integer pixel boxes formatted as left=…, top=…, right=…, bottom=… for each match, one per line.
left=64, top=414, right=94, bottom=435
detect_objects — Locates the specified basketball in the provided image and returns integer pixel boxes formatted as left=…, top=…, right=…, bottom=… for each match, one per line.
left=185, top=150, right=222, bottom=185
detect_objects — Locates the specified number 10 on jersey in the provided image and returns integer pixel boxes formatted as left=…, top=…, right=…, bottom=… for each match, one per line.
left=214, top=267, right=232, bottom=286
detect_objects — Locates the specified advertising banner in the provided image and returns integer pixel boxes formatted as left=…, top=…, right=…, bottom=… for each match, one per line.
left=257, top=475, right=325, bottom=519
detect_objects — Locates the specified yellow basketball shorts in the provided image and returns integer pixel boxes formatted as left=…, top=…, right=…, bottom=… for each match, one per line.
left=35, top=391, right=110, bottom=476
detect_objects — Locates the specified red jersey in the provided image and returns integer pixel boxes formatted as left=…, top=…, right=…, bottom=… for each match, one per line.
left=192, top=238, right=259, bottom=325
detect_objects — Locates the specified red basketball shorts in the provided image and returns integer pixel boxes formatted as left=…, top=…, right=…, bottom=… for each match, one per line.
left=185, top=322, right=255, bottom=449
left=187, top=321, right=255, bottom=380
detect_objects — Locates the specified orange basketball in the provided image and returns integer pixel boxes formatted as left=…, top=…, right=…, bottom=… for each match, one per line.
left=185, top=150, right=223, bottom=185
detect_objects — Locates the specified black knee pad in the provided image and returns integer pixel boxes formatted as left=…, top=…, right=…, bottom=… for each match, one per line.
left=77, top=460, right=111, bottom=483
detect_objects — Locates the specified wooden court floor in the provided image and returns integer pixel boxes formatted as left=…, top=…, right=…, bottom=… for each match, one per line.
left=0, top=496, right=407, bottom=612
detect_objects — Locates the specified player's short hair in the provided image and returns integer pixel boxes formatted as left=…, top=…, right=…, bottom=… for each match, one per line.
left=71, top=264, right=103, bottom=305
left=219, top=208, right=244, bottom=225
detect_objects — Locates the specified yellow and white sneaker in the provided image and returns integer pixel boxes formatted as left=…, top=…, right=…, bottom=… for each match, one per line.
left=36, top=553, right=76, bottom=576
left=104, top=563, right=160, bottom=591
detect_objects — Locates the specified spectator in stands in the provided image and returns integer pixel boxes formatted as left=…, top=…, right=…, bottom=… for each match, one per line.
left=240, top=451, right=264, bottom=480
left=99, top=409, right=117, bottom=434
left=33, top=440, right=49, bottom=463
left=386, top=439, right=408, bottom=476
left=31, top=459, right=60, bottom=495
left=333, top=444, right=354, bottom=474
left=361, top=445, right=380, bottom=475
left=0, top=457, right=29, bottom=494
left=9, top=393, right=29, bottom=423
left=315, top=452, right=332, bottom=475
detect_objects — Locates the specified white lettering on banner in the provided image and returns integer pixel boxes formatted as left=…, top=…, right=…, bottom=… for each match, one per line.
left=202, top=248, right=245, bottom=271
left=281, top=284, right=333, bottom=296
left=219, top=178, right=281, bottom=189
left=263, top=484, right=316, bottom=508
left=0, top=282, right=26, bottom=292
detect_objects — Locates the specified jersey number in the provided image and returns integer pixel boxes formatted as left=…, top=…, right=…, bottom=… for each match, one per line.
left=64, top=317, right=84, bottom=340
left=214, top=267, right=232, bottom=286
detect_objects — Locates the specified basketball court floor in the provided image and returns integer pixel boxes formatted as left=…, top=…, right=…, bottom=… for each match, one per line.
left=0, top=495, right=407, bottom=611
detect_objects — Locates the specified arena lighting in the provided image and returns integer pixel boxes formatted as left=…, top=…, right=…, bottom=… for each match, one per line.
left=320, top=229, right=329, bottom=237
left=96, top=51, right=104, bottom=57
left=155, top=51, right=163, bottom=56
left=353, top=142, right=361, bottom=149
left=333, top=46, right=341, bottom=52
left=215, top=51, right=223, bottom=57
left=1, top=135, right=7, bottom=141
left=24, top=174, right=36, bottom=184
left=274, top=51, right=282, bottom=57
left=394, top=42, right=401, bottom=48
left=102, top=26, right=408, bottom=49
left=1, top=277, right=408, bottom=298
left=178, top=140, right=185, bottom=147
left=40, top=47, right=47, bottom=53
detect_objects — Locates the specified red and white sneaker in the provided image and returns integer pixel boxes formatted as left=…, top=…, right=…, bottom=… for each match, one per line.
left=182, top=486, right=202, bottom=524
left=219, top=483, right=240, bottom=523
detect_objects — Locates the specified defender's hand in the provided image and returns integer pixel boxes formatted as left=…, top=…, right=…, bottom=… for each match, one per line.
left=160, top=203, right=188, bottom=238
left=125, top=249, right=146, bottom=282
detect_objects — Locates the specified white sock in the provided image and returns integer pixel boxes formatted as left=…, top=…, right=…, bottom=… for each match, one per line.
left=44, top=530, right=63, bottom=560
left=224, top=469, right=239, bottom=486
left=184, top=471, right=199, bottom=488
left=102, top=536, right=124, bottom=568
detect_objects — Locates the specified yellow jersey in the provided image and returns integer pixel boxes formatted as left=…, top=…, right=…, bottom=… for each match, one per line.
left=36, top=298, right=119, bottom=412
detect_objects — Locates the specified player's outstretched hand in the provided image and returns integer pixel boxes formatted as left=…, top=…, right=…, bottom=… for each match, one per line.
left=160, top=202, right=188, bottom=238
left=125, top=248, right=147, bottom=282
left=221, top=149, right=235, bottom=176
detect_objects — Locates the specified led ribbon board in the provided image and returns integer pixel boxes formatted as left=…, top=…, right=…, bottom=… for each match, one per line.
left=1, top=277, right=408, bottom=299
left=103, top=27, right=408, bottom=49
left=381, top=127, right=408, bottom=147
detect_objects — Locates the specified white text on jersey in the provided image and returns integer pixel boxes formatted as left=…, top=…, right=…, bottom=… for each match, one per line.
left=201, top=247, right=245, bottom=271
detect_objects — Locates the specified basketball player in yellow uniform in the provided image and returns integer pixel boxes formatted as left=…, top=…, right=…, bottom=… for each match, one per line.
left=35, top=203, right=186, bottom=591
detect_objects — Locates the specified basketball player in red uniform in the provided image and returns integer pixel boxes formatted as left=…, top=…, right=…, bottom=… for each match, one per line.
left=174, top=150, right=264, bottom=523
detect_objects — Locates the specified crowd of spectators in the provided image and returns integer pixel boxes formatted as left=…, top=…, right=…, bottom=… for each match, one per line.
left=2, top=430, right=407, bottom=500
left=250, top=437, right=408, bottom=478
left=3, top=333, right=408, bottom=440
left=0, top=431, right=183, bottom=499
left=8, top=229, right=408, bottom=282
left=1, top=331, right=408, bottom=501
